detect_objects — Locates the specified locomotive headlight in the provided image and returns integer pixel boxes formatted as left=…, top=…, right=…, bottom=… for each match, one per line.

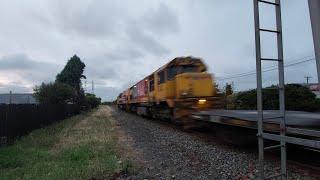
left=198, top=99, right=206, bottom=104
left=181, top=92, right=188, bottom=96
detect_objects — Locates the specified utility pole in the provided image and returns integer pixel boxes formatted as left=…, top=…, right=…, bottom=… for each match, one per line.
left=92, top=80, right=94, bottom=94
left=84, top=80, right=87, bottom=93
left=308, top=0, right=320, bottom=83
left=305, top=76, right=312, bottom=84
left=9, top=91, right=12, bottom=104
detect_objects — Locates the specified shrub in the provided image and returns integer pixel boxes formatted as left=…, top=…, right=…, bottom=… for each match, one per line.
left=316, top=98, right=320, bottom=111
left=83, top=93, right=101, bottom=109
left=235, top=84, right=319, bottom=112
left=101, top=102, right=115, bottom=105
left=34, top=82, right=76, bottom=105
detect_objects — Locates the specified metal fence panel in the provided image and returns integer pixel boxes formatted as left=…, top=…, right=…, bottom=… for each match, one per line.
left=0, top=104, right=80, bottom=140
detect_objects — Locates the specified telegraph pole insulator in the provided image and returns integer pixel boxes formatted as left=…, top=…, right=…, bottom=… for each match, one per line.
left=305, top=76, right=312, bottom=84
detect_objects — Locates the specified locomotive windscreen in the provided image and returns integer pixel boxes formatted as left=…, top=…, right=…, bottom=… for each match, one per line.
left=168, top=65, right=199, bottom=80
left=180, top=65, right=198, bottom=73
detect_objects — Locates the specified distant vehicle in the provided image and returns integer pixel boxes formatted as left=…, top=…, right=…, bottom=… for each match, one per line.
left=117, top=56, right=222, bottom=125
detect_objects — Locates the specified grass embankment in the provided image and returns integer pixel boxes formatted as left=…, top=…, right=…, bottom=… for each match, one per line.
left=0, top=106, right=133, bottom=179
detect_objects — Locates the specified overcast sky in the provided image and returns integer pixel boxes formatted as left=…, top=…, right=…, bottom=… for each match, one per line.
left=0, top=0, right=317, bottom=101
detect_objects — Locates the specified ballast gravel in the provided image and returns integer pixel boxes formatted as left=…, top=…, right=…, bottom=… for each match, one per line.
left=109, top=106, right=316, bottom=180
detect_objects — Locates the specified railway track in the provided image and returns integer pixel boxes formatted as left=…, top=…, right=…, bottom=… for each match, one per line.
left=120, top=108, right=320, bottom=178
left=189, top=126, right=320, bottom=177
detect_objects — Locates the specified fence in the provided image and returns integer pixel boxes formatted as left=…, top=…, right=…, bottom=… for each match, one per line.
left=0, top=104, right=80, bottom=141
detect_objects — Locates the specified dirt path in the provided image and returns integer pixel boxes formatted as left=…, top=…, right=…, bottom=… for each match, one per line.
left=53, top=106, right=114, bottom=151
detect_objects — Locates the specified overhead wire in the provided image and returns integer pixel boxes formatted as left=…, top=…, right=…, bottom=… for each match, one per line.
left=216, top=56, right=315, bottom=81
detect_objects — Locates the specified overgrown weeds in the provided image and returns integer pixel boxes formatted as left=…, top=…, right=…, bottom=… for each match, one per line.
left=0, top=106, right=134, bottom=179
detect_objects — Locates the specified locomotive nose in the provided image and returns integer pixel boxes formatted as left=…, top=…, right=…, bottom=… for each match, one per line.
left=175, top=73, right=215, bottom=98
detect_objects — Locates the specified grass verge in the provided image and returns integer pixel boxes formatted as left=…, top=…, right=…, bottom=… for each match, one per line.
left=0, top=106, right=134, bottom=180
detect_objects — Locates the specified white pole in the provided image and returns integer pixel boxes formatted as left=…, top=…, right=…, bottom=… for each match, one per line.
left=308, top=0, right=320, bottom=83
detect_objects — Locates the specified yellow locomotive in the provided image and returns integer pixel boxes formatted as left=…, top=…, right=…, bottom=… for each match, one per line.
left=117, top=56, right=221, bottom=125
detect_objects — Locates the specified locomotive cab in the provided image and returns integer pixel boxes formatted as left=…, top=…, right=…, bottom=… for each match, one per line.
left=154, top=57, right=221, bottom=117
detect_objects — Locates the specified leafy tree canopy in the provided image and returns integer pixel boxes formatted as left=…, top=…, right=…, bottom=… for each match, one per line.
left=34, top=54, right=103, bottom=109
left=225, top=83, right=233, bottom=96
left=56, top=55, right=86, bottom=92
left=235, top=84, right=320, bottom=112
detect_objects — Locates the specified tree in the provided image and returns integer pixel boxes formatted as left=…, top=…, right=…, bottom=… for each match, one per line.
left=235, top=84, right=320, bottom=112
left=56, top=55, right=86, bottom=92
left=56, top=55, right=86, bottom=104
left=225, top=83, right=233, bottom=96
left=34, top=54, right=103, bottom=109
left=34, top=82, right=76, bottom=104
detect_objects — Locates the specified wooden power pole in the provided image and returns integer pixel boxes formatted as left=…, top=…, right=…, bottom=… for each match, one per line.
left=308, top=0, right=320, bottom=83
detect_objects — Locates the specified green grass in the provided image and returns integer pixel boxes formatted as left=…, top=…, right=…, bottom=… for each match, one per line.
left=0, top=107, right=134, bottom=180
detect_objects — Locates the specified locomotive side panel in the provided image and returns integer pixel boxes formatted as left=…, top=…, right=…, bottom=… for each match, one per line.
left=136, top=79, right=149, bottom=103
left=148, top=75, right=156, bottom=103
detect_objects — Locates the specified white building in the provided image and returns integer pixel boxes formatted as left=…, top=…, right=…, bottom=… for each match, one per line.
left=307, top=83, right=320, bottom=98
left=0, top=93, right=38, bottom=104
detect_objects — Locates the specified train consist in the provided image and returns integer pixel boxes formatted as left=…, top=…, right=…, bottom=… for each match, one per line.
left=116, top=56, right=320, bottom=146
left=117, top=57, right=222, bottom=125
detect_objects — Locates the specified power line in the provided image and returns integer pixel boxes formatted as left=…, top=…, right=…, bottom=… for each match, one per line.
left=216, top=57, right=315, bottom=81
left=220, top=58, right=315, bottom=80
left=217, top=55, right=314, bottom=79
left=216, top=56, right=314, bottom=80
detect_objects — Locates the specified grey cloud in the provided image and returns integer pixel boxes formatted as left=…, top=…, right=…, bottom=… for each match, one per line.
left=0, top=0, right=315, bottom=101
left=50, top=1, right=174, bottom=57
left=123, top=3, right=179, bottom=56
left=50, top=1, right=122, bottom=38
left=0, top=82, right=32, bottom=93
left=94, top=85, right=120, bottom=101
left=83, top=46, right=143, bottom=80
left=85, top=62, right=118, bottom=80
left=0, top=54, right=60, bottom=83
left=50, top=1, right=179, bottom=38
left=103, top=46, right=143, bottom=61
left=126, top=24, right=169, bottom=56
left=141, top=3, right=179, bottom=35
left=0, top=54, right=34, bottom=70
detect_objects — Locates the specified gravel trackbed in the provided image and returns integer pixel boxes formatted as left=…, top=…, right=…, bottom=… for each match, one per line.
left=108, top=106, right=317, bottom=180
